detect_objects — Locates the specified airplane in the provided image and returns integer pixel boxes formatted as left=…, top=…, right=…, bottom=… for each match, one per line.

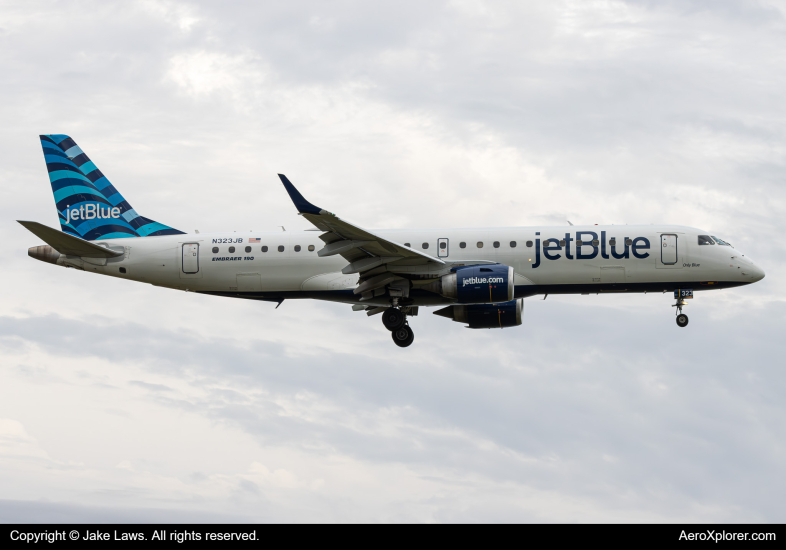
left=20, top=134, right=765, bottom=347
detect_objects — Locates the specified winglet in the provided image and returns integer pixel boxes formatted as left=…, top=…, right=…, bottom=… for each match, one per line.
left=278, top=174, right=322, bottom=215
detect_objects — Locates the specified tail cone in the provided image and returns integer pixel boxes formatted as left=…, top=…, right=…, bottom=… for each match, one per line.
left=28, top=245, right=60, bottom=264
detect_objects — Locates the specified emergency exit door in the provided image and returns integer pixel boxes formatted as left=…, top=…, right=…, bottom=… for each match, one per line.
left=438, top=238, right=449, bottom=258
left=661, top=234, right=677, bottom=265
left=182, top=243, right=199, bottom=273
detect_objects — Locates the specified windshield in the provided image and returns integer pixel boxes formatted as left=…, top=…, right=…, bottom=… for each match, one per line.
left=698, top=235, right=715, bottom=245
left=711, top=236, right=732, bottom=247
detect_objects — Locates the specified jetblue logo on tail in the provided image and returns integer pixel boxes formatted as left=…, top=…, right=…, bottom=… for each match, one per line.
left=64, top=205, right=121, bottom=224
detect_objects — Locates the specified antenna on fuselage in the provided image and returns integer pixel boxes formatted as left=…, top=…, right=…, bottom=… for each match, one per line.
left=567, top=220, right=574, bottom=226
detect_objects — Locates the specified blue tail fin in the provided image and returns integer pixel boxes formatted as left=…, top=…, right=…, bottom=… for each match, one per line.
left=39, top=134, right=184, bottom=240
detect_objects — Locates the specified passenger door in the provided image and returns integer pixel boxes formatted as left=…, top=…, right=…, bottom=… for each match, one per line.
left=182, top=243, right=199, bottom=273
left=661, top=234, right=677, bottom=265
left=656, top=233, right=683, bottom=269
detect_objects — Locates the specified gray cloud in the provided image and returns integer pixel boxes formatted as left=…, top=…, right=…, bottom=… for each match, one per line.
left=0, top=0, right=784, bottom=522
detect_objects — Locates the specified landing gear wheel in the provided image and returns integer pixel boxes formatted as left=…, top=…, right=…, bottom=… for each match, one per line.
left=676, top=314, right=689, bottom=328
left=382, top=308, right=406, bottom=331
left=392, top=324, right=414, bottom=347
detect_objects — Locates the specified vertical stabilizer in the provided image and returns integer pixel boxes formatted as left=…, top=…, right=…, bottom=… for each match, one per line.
left=39, top=134, right=184, bottom=240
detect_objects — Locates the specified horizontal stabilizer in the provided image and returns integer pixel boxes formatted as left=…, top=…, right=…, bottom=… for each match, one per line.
left=18, top=220, right=123, bottom=258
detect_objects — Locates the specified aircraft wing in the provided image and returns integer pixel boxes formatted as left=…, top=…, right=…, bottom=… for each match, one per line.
left=279, top=174, right=446, bottom=298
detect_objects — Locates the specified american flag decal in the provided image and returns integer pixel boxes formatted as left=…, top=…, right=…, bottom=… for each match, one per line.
left=249, top=238, right=261, bottom=243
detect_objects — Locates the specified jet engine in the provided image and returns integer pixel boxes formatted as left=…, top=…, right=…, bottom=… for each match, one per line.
left=423, top=264, right=514, bottom=304
left=434, top=299, right=523, bottom=329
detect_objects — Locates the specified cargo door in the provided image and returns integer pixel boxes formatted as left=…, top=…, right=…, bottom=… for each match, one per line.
left=600, top=266, right=625, bottom=284
left=236, top=273, right=262, bottom=292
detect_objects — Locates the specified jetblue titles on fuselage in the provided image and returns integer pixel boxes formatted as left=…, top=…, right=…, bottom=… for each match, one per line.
left=531, top=231, right=649, bottom=268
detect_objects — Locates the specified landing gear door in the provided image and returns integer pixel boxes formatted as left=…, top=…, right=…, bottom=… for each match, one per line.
left=660, top=234, right=678, bottom=265
left=438, top=238, right=449, bottom=258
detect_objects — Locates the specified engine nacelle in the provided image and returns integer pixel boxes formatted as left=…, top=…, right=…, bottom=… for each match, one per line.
left=424, top=264, right=514, bottom=304
left=434, top=299, right=523, bottom=329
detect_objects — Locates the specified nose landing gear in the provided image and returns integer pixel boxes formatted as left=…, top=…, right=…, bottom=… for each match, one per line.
left=673, top=295, right=689, bottom=328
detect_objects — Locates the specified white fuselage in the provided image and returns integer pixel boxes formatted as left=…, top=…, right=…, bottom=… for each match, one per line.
left=56, top=224, right=764, bottom=307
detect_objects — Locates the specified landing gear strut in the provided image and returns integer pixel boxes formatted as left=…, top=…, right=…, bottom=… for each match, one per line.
left=673, top=297, right=689, bottom=328
left=391, top=323, right=415, bottom=347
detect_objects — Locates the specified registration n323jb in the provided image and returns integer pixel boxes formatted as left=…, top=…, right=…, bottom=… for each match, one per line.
left=21, top=135, right=765, bottom=347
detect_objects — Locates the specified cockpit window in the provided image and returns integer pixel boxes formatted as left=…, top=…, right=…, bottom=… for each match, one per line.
left=698, top=235, right=714, bottom=245
left=711, top=236, right=732, bottom=246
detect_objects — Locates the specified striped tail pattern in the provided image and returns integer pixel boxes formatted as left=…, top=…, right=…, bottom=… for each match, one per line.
left=40, top=134, right=184, bottom=240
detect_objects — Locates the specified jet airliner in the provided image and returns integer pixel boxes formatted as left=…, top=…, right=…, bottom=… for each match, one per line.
left=21, top=135, right=765, bottom=347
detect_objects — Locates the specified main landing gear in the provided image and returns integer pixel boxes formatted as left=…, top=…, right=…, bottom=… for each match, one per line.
left=673, top=296, right=689, bottom=328
left=382, top=307, right=414, bottom=347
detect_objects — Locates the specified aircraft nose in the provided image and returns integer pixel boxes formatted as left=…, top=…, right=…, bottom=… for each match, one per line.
left=741, top=255, right=765, bottom=282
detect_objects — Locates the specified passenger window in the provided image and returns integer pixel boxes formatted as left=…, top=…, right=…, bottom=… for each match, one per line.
left=493, top=241, right=500, bottom=248
left=477, top=242, right=484, bottom=248
left=609, top=238, right=616, bottom=246
left=440, top=242, right=447, bottom=249
left=510, top=241, right=517, bottom=248
left=404, top=243, right=411, bottom=247
left=592, top=239, right=599, bottom=246
left=625, top=238, right=633, bottom=246
left=422, top=243, right=429, bottom=249
left=308, top=245, right=315, bottom=252
left=294, top=245, right=301, bottom=252
left=245, top=246, right=251, bottom=253
left=576, top=240, right=583, bottom=246
left=698, top=235, right=715, bottom=245
left=559, top=240, right=566, bottom=247
left=261, top=246, right=268, bottom=252
left=278, top=245, right=284, bottom=252
left=212, top=247, right=219, bottom=253
left=229, top=246, right=235, bottom=253
left=526, top=241, right=533, bottom=247
left=460, top=242, right=466, bottom=248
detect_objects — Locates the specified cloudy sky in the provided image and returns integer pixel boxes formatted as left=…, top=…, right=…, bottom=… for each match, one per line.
left=1, top=0, right=784, bottom=522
